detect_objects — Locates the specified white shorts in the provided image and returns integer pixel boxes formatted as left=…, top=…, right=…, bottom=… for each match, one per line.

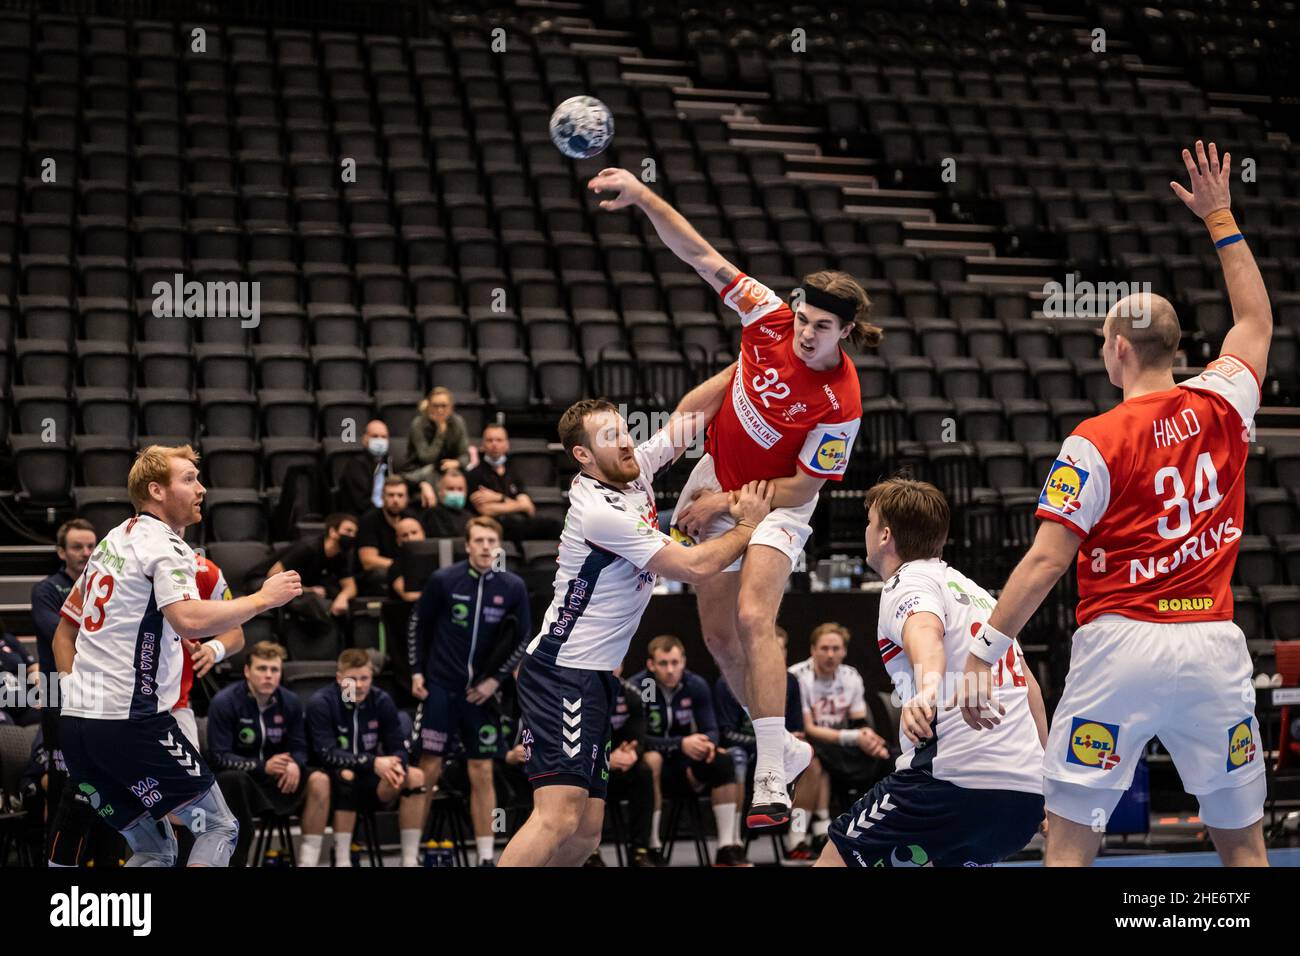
left=1043, top=614, right=1264, bottom=799
left=172, top=706, right=200, bottom=752
left=671, top=453, right=816, bottom=572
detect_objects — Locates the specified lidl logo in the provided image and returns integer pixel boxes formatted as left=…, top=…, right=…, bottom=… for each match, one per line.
left=1226, top=719, right=1256, bottom=772
left=1066, top=717, right=1120, bottom=770
left=814, top=433, right=849, bottom=472
left=669, top=525, right=696, bottom=547
left=1040, top=460, right=1089, bottom=515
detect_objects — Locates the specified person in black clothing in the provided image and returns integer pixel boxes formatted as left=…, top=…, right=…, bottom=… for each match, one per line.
left=421, top=469, right=473, bottom=540
left=386, top=517, right=429, bottom=603
left=335, top=419, right=398, bottom=517
left=356, top=476, right=414, bottom=594
left=466, top=424, right=562, bottom=544
left=268, top=513, right=358, bottom=650
left=600, top=668, right=660, bottom=867
left=629, top=634, right=747, bottom=867
left=207, top=642, right=328, bottom=867
left=0, top=626, right=38, bottom=726
left=29, top=518, right=125, bottom=867
left=306, top=648, right=427, bottom=867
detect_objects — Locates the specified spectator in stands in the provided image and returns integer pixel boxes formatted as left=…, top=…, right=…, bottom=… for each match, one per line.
left=0, top=621, right=39, bottom=726
left=466, top=424, right=562, bottom=544
left=786, top=622, right=891, bottom=859
left=407, top=516, right=531, bottom=866
left=356, top=476, right=414, bottom=594
left=402, top=386, right=470, bottom=504
left=629, top=635, right=746, bottom=867
left=715, top=625, right=804, bottom=860
left=387, top=517, right=427, bottom=603
left=207, top=641, right=328, bottom=867
left=336, top=419, right=398, bottom=517
left=602, top=666, right=659, bottom=867
left=307, top=649, right=426, bottom=867
left=267, top=513, right=359, bottom=642
left=421, top=469, right=473, bottom=540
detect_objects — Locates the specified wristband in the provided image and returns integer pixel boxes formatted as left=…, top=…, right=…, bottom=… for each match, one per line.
left=969, top=621, right=1014, bottom=666
left=203, top=638, right=226, bottom=664
left=1204, top=207, right=1241, bottom=246
left=838, top=729, right=859, bottom=747
left=736, top=520, right=757, bottom=531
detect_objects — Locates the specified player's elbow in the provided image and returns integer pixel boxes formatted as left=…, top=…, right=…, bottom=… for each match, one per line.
left=164, top=605, right=206, bottom=641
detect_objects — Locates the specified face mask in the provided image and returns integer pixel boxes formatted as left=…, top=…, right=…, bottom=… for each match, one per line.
left=336, top=535, right=356, bottom=551
left=367, top=437, right=389, bottom=458
left=483, top=454, right=507, bottom=467
left=441, top=492, right=466, bottom=510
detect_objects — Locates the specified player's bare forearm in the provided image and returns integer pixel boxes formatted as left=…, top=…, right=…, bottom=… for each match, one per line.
left=685, top=525, right=754, bottom=580
left=901, top=613, right=947, bottom=701
left=635, top=191, right=737, bottom=292
left=163, top=593, right=272, bottom=640
left=769, top=470, right=825, bottom=509
left=802, top=719, right=842, bottom=747
left=216, top=626, right=244, bottom=656
left=663, top=363, right=736, bottom=457
left=53, top=616, right=78, bottom=675
left=987, top=522, right=1081, bottom=639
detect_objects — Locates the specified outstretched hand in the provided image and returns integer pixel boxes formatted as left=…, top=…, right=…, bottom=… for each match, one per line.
left=1170, top=140, right=1232, bottom=219
left=587, top=168, right=645, bottom=210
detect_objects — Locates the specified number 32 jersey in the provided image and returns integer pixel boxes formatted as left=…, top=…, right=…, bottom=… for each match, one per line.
left=1035, top=354, right=1261, bottom=626
left=703, top=273, right=863, bottom=491
left=59, top=512, right=200, bottom=719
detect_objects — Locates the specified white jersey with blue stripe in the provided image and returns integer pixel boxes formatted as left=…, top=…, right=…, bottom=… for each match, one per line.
left=527, top=431, right=677, bottom=671
left=58, top=512, right=199, bottom=719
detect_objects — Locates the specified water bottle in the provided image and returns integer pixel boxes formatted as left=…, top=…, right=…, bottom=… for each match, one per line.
left=421, top=839, right=439, bottom=868
left=438, top=839, right=455, bottom=867
left=263, top=848, right=281, bottom=868
left=350, top=842, right=361, bottom=867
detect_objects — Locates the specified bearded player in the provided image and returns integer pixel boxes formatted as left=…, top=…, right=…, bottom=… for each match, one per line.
left=956, top=142, right=1272, bottom=866
left=588, top=168, right=880, bottom=828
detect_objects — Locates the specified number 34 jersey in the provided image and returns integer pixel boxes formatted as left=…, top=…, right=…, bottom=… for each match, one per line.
left=59, top=512, right=200, bottom=719
left=1035, top=354, right=1262, bottom=626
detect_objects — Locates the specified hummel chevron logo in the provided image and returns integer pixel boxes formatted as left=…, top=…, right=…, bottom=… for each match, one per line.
left=563, top=727, right=581, bottom=743
left=159, top=733, right=202, bottom=776
left=563, top=712, right=581, bottom=727
left=844, top=793, right=896, bottom=838
left=562, top=698, right=581, bottom=712
left=159, top=733, right=186, bottom=758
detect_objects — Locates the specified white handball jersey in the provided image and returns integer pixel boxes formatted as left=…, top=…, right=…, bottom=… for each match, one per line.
left=788, top=658, right=867, bottom=729
left=877, top=558, right=1044, bottom=794
left=527, top=430, right=678, bottom=671
left=59, top=513, right=199, bottom=719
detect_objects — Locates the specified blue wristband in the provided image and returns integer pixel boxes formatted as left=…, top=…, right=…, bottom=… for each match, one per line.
left=1214, top=233, right=1245, bottom=248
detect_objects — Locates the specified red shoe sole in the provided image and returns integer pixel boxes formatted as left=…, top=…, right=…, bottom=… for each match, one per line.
left=746, top=810, right=790, bottom=829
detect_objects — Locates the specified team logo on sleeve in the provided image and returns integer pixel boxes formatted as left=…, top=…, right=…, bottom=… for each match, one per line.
left=1226, top=719, right=1256, bottom=772
left=813, top=432, right=849, bottom=472
left=726, top=277, right=774, bottom=316
left=1039, top=460, right=1089, bottom=515
left=1066, top=717, right=1120, bottom=770
left=1208, top=356, right=1248, bottom=379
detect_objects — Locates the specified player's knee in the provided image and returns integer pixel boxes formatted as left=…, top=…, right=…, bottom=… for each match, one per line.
left=735, top=604, right=772, bottom=641
left=405, top=766, right=426, bottom=790
left=1197, top=775, right=1265, bottom=831
left=642, top=750, right=662, bottom=772
left=123, top=819, right=178, bottom=868
left=307, top=770, right=331, bottom=799
left=339, top=768, right=355, bottom=782
left=467, top=759, right=493, bottom=784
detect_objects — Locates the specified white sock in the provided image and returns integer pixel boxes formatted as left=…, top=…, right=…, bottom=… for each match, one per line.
left=812, top=809, right=830, bottom=837
left=752, top=717, right=786, bottom=781
left=650, top=810, right=663, bottom=850
left=476, top=835, right=495, bottom=862
left=334, top=831, right=353, bottom=867
left=713, top=802, right=737, bottom=849
left=299, top=834, right=323, bottom=868
left=400, top=828, right=421, bottom=867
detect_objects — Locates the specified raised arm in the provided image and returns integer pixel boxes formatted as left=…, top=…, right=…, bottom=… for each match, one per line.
left=588, top=168, right=741, bottom=293
left=1171, top=140, right=1272, bottom=380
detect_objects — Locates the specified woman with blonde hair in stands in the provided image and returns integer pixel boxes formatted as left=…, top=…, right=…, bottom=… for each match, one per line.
left=401, top=385, right=471, bottom=507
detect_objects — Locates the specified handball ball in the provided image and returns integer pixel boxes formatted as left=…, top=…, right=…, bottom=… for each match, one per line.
left=549, top=95, right=614, bottom=159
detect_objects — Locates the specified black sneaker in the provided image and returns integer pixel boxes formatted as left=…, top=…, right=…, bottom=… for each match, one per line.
left=583, top=851, right=606, bottom=868
left=786, top=840, right=814, bottom=861
left=714, top=844, right=752, bottom=867
left=477, top=859, right=496, bottom=867
left=630, top=847, right=658, bottom=867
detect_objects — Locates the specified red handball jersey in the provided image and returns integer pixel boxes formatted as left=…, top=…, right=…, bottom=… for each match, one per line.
left=1035, top=354, right=1261, bottom=626
left=173, top=554, right=231, bottom=711
left=703, top=274, right=863, bottom=491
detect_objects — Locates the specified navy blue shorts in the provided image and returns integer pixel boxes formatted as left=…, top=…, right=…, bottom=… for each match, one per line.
left=59, top=711, right=215, bottom=832
left=828, top=768, right=1044, bottom=868
left=516, top=654, right=618, bottom=800
left=416, top=682, right=501, bottom=759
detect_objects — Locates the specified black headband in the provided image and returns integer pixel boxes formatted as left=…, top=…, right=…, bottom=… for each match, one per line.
left=801, top=286, right=858, bottom=324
